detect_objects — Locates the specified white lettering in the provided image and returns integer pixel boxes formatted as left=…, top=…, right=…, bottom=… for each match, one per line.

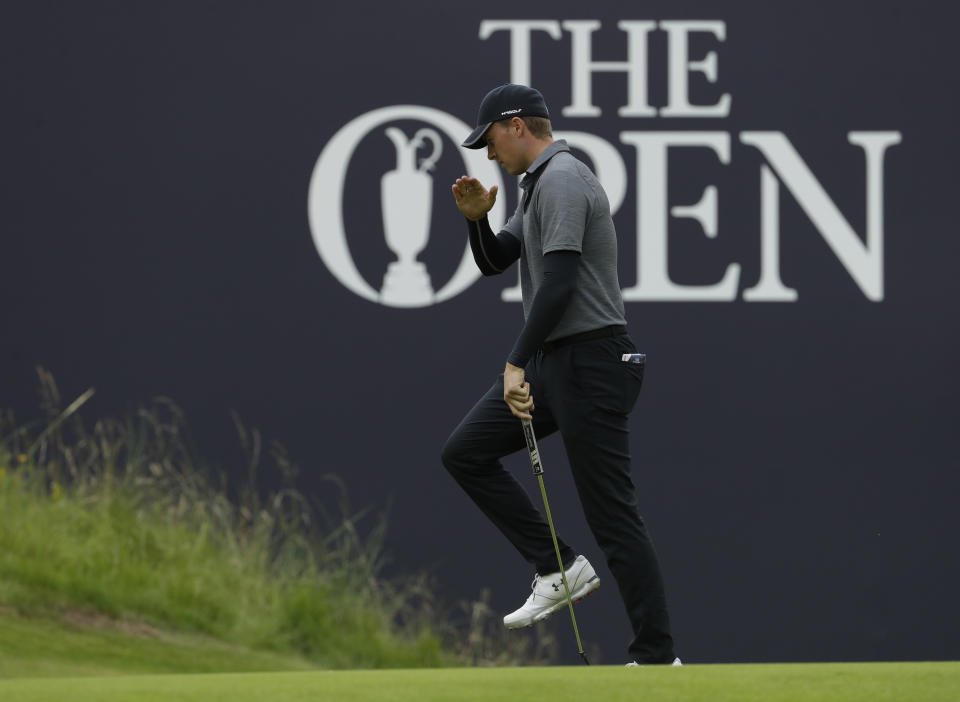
left=562, top=20, right=657, bottom=118
left=743, top=165, right=798, bottom=301
left=740, top=131, right=902, bottom=301
left=479, top=20, right=562, bottom=86
left=620, top=132, right=740, bottom=301
left=660, top=21, right=732, bottom=118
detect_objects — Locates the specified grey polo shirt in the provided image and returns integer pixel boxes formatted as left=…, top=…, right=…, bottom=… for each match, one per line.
left=502, top=140, right=627, bottom=342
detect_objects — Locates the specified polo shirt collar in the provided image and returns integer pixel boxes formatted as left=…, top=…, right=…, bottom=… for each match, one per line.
left=519, top=140, right=570, bottom=191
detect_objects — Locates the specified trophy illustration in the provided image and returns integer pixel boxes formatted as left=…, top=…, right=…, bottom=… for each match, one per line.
left=379, top=127, right=442, bottom=307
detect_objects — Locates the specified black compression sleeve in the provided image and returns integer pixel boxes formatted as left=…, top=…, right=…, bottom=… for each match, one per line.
left=467, top=216, right=521, bottom=276
left=506, top=250, right=580, bottom=367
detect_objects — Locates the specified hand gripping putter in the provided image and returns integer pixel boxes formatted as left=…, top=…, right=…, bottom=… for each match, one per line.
left=521, top=418, right=590, bottom=665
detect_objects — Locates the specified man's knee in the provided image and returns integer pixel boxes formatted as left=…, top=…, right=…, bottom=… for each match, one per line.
left=441, top=429, right=497, bottom=480
left=440, top=431, right=466, bottom=476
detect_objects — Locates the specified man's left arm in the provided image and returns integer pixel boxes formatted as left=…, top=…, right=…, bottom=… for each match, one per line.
left=502, top=250, right=580, bottom=419
left=503, top=168, right=591, bottom=419
left=506, top=251, right=581, bottom=368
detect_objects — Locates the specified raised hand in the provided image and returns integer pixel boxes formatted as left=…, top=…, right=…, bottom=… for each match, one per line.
left=451, top=176, right=498, bottom=221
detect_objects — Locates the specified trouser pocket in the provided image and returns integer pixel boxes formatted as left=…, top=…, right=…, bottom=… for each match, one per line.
left=572, top=335, right=645, bottom=416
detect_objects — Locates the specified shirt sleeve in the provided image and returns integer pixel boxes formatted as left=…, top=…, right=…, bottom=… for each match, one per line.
left=467, top=215, right=520, bottom=276
left=535, top=168, right=592, bottom=254
left=506, top=250, right=580, bottom=367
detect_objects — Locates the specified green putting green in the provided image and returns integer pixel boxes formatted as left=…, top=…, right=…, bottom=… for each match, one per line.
left=1, top=663, right=958, bottom=702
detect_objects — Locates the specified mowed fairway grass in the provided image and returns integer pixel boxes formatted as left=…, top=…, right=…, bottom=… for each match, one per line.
left=1, top=663, right=958, bottom=702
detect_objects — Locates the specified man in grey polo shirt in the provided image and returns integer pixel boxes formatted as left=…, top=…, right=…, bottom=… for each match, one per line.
left=441, top=84, right=678, bottom=665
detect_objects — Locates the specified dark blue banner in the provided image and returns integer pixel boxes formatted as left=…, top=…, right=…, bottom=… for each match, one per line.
left=2, top=1, right=957, bottom=663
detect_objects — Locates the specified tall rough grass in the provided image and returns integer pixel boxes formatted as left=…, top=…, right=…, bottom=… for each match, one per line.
left=0, top=369, right=556, bottom=668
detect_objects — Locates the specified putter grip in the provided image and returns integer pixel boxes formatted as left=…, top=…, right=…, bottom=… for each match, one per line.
left=521, top=418, right=544, bottom=476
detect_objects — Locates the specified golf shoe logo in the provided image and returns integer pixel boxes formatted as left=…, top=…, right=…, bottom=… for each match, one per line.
left=307, top=105, right=506, bottom=308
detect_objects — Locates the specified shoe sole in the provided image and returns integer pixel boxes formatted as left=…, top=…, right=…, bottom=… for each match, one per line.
left=504, top=577, right=600, bottom=630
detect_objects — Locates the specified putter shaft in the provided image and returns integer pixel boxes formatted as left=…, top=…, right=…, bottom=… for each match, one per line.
left=521, top=418, right=590, bottom=665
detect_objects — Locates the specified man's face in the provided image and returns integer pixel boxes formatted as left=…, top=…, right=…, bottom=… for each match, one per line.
left=484, top=120, right=526, bottom=176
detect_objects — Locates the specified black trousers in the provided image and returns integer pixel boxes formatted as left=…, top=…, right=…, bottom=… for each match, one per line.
left=441, top=332, right=675, bottom=663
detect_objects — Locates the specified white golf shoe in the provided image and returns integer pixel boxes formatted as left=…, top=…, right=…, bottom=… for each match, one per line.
left=625, top=657, right=683, bottom=667
left=503, top=555, right=600, bottom=629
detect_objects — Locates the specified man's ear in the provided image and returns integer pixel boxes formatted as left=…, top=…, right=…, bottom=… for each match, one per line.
left=510, top=116, right=525, bottom=137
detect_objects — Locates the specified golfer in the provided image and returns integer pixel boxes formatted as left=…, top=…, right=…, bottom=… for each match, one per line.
left=441, top=84, right=679, bottom=666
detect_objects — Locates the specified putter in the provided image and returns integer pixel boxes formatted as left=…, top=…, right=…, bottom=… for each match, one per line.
left=521, top=417, right=590, bottom=665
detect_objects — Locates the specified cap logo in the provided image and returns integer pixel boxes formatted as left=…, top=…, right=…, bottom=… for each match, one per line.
left=500, top=108, right=522, bottom=116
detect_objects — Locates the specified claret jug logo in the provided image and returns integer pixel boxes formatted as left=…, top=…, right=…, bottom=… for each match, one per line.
left=308, top=106, right=506, bottom=308
left=379, top=126, right=441, bottom=306
left=308, top=19, right=902, bottom=307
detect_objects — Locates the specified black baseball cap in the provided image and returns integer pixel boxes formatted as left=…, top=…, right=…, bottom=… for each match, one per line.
left=461, top=84, right=550, bottom=149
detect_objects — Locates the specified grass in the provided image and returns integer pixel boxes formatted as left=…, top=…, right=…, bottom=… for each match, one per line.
left=5, top=370, right=955, bottom=699
left=0, top=663, right=958, bottom=702
left=0, top=370, right=556, bottom=675
left=0, top=608, right=316, bottom=678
